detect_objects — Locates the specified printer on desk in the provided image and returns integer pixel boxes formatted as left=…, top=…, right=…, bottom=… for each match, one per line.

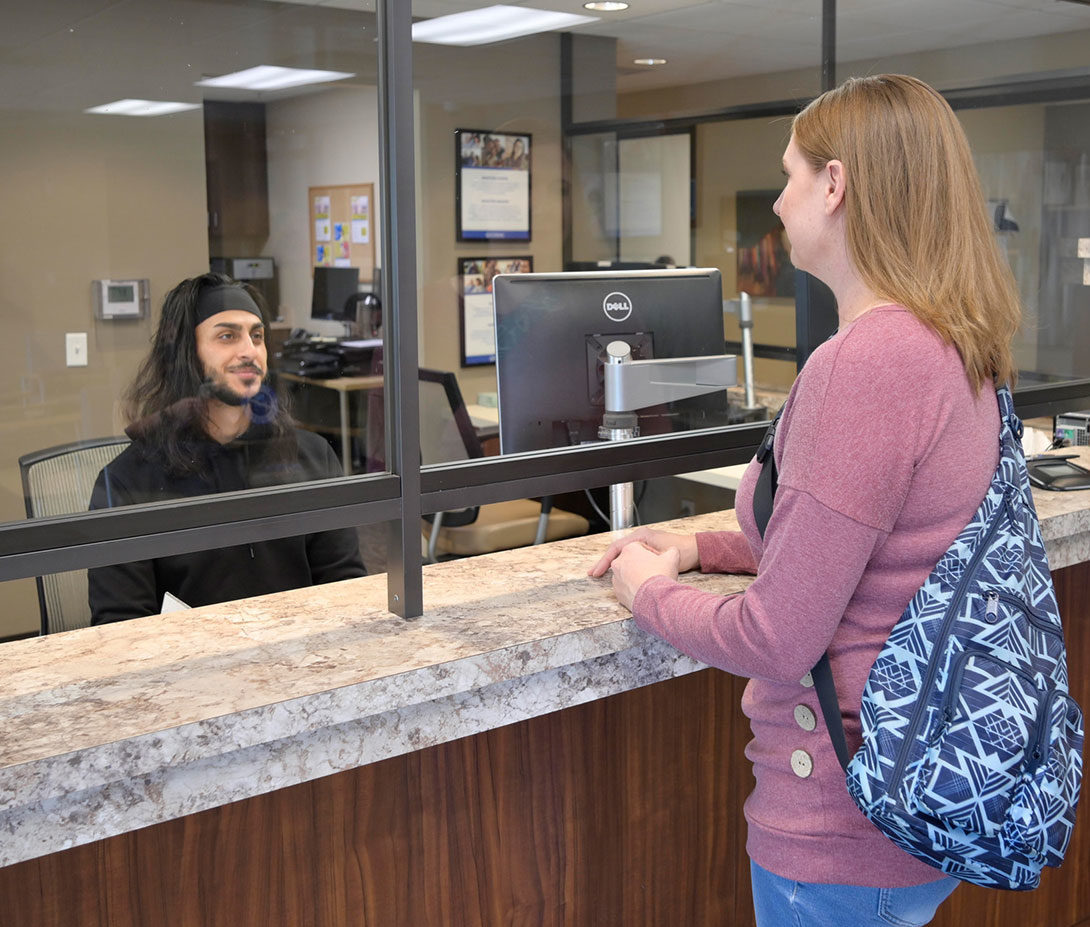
left=277, top=333, right=382, bottom=378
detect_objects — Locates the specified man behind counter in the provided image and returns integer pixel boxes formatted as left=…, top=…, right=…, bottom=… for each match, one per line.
left=88, top=273, right=366, bottom=624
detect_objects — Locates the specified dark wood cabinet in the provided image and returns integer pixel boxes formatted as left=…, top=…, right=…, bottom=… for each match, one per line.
left=204, top=101, right=269, bottom=257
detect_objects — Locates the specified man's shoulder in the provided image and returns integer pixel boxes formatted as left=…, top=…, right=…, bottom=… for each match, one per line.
left=90, top=438, right=163, bottom=507
left=292, top=427, right=327, bottom=453
left=291, top=428, right=341, bottom=474
left=100, top=439, right=153, bottom=478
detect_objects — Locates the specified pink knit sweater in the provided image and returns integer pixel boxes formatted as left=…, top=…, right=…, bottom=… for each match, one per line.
left=632, top=305, right=1000, bottom=886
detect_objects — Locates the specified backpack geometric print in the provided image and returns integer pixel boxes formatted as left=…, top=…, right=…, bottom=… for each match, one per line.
left=753, top=386, right=1084, bottom=891
left=843, top=387, right=1084, bottom=889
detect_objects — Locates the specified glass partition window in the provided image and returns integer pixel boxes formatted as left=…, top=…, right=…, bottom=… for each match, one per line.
left=693, top=117, right=797, bottom=400
left=6, top=1, right=1090, bottom=637
left=0, top=0, right=384, bottom=637
left=836, top=2, right=1090, bottom=94
left=960, top=101, right=1090, bottom=382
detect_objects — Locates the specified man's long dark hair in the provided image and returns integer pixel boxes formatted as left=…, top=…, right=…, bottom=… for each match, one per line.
left=125, top=272, right=295, bottom=475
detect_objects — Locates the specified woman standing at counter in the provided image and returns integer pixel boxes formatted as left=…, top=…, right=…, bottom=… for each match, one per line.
left=590, top=74, right=1021, bottom=926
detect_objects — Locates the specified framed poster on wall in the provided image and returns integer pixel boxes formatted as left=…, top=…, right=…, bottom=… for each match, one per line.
left=458, top=256, right=532, bottom=366
left=455, top=129, right=532, bottom=242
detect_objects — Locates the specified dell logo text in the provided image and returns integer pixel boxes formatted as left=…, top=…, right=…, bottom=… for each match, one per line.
left=603, top=291, right=633, bottom=322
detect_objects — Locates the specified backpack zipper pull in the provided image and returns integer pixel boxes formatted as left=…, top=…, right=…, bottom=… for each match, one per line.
left=985, top=591, right=999, bottom=622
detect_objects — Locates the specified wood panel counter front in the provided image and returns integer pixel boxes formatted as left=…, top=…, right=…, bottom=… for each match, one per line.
left=2, top=449, right=1089, bottom=926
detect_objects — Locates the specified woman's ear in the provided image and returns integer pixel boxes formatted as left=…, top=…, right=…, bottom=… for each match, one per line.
left=824, top=159, right=846, bottom=214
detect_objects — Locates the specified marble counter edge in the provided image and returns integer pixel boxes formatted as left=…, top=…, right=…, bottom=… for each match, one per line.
left=0, top=630, right=705, bottom=868
left=0, top=616, right=656, bottom=813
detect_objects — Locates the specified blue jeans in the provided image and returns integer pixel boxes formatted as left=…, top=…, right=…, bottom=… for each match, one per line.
left=750, top=860, right=958, bottom=927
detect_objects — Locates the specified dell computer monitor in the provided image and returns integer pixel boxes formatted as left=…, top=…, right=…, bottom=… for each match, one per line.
left=311, top=266, right=361, bottom=324
left=493, top=268, right=730, bottom=454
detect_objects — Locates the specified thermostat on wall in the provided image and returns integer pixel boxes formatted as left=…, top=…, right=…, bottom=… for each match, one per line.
left=93, top=278, right=150, bottom=320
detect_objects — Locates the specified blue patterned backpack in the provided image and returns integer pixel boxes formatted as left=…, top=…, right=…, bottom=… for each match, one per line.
left=752, top=386, right=1084, bottom=890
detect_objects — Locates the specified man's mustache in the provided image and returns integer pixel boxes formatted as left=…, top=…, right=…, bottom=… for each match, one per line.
left=198, top=367, right=267, bottom=406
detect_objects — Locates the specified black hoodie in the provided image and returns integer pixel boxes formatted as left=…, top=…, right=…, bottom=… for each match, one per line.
left=87, top=416, right=365, bottom=625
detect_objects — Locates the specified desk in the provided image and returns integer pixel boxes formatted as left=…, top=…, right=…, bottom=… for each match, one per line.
left=278, top=371, right=383, bottom=475
left=465, top=402, right=499, bottom=446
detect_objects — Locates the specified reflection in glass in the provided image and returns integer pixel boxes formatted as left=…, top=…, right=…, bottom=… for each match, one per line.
left=959, top=102, right=1090, bottom=382
left=0, top=0, right=384, bottom=532
left=1, top=0, right=384, bottom=637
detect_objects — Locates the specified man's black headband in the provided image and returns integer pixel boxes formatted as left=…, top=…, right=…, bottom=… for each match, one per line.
left=195, top=285, right=263, bottom=326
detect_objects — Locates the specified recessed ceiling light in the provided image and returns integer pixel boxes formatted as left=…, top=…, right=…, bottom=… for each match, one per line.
left=195, top=66, right=354, bottom=91
left=584, top=1, right=629, bottom=10
left=84, top=99, right=201, bottom=117
left=633, top=58, right=667, bottom=66
left=412, top=4, right=598, bottom=46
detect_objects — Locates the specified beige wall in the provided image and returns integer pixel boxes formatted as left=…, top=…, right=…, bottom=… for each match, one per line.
left=264, top=36, right=566, bottom=408
left=694, top=117, right=797, bottom=389
left=618, top=28, right=1090, bottom=120
left=415, top=36, right=565, bottom=406
left=0, top=108, right=209, bottom=637
left=617, top=133, right=692, bottom=265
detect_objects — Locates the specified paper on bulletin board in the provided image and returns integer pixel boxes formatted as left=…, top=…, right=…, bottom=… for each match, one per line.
left=316, top=244, right=331, bottom=265
left=351, top=219, right=370, bottom=244
left=315, top=218, right=331, bottom=242
left=351, top=194, right=369, bottom=219
left=314, top=195, right=331, bottom=218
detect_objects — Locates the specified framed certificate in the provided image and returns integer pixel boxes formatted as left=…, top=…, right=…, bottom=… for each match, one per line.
left=455, top=129, right=532, bottom=242
left=458, top=256, right=532, bottom=366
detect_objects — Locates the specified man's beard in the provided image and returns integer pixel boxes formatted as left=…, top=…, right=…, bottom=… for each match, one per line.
left=199, top=366, right=265, bottom=407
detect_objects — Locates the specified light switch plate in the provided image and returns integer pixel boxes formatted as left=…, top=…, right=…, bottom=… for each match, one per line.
left=66, top=332, right=88, bottom=367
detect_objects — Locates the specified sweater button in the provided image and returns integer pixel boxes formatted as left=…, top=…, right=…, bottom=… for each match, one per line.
left=791, top=749, right=813, bottom=778
left=800, top=671, right=814, bottom=688
left=794, top=705, right=817, bottom=732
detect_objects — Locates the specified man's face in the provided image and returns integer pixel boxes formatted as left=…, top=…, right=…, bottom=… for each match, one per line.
left=194, top=310, right=267, bottom=404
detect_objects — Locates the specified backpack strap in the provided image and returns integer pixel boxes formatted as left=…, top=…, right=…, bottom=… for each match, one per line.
left=996, top=383, right=1023, bottom=443
left=752, top=406, right=783, bottom=538
left=812, top=653, right=851, bottom=770
left=750, top=408, right=853, bottom=772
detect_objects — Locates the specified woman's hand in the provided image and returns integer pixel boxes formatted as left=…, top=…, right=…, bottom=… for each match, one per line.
left=607, top=542, right=681, bottom=610
left=587, top=527, right=699, bottom=578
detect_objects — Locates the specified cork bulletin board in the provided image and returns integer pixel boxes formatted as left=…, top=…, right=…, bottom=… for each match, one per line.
left=309, top=182, right=376, bottom=283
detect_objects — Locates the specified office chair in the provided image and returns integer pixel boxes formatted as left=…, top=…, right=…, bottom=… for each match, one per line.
left=418, top=369, right=589, bottom=559
left=367, top=368, right=589, bottom=561
left=18, top=436, right=131, bottom=634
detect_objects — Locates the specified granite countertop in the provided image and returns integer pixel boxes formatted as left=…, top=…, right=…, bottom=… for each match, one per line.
left=1, top=446, right=1089, bottom=867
